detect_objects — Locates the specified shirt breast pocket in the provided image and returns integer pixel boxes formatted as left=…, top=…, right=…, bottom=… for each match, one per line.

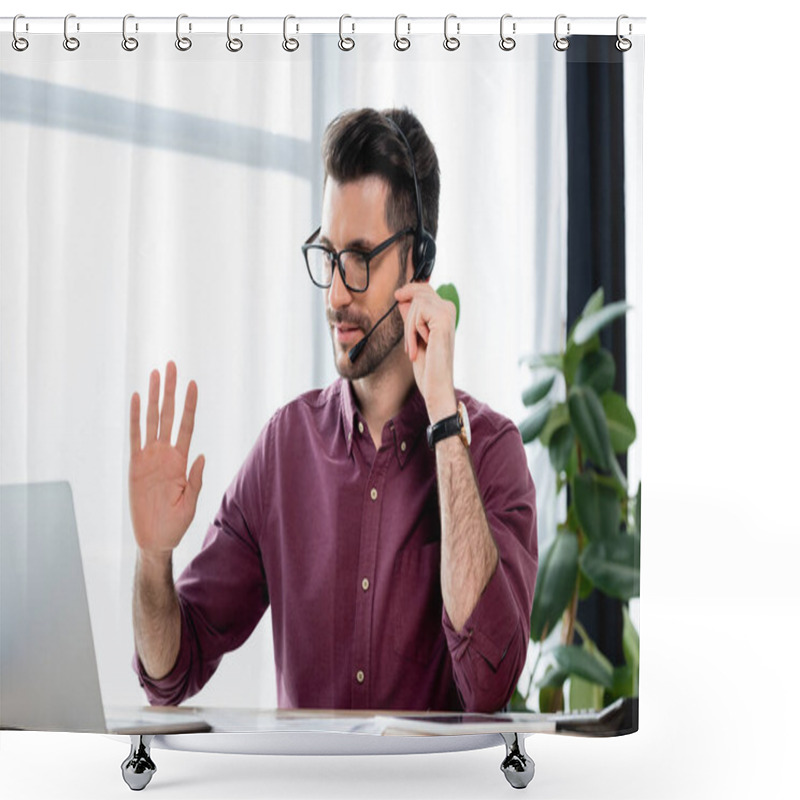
left=390, top=541, right=446, bottom=665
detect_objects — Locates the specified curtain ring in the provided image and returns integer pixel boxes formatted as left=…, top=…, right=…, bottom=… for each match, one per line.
left=394, top=15, right=410, bottom=51
left=12, top=15, right=29, bottom=52
left=499, top=14, right=516, bottom=51
left=282, top=15, right=299, bottom=52
left=226, top=15, right=243, bottom=52
left=443, top=14, right=460, bottom=51
left=63, top=13, right=80, bottom=51
left=175, top=14, right=192, bottom=51
left=553, top=14, right=570, bottom=51
left=122, top=14, right=139, bottom=51
left=338, top=14, right=355, bottom=51
left=615, top=15, right=632, bottom=52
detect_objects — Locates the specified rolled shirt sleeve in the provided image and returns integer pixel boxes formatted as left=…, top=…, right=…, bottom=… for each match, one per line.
left=441, top=417, right=538, bottom=713
left=133, top=428, right=271, bottom=706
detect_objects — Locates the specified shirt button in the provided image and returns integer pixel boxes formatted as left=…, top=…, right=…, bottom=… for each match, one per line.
left=358, top=421, right=364, bottom=434
left=362, top=577, right=370, bottom=591
left=356, top=670, right=365, bottom=684
left=370, top=488, right=378, bottom=501
left=400, top=441, right=407, bottom=452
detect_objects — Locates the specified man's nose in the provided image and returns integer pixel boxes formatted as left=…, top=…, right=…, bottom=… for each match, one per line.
left=327, top=261, right=352, bottom=310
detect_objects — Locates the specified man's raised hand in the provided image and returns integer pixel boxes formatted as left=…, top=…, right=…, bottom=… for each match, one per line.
left=129, top=361, right=205, bottom=558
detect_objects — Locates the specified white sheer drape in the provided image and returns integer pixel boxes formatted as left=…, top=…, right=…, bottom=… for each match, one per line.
left=0, top=33, right=566, bottom=707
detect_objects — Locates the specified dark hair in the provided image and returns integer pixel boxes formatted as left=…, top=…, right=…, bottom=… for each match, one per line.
left=321, top=108, right=440, bottom=246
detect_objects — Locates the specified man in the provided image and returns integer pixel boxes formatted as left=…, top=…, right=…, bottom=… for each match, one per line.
left=130, top=108, right=537, bottom=713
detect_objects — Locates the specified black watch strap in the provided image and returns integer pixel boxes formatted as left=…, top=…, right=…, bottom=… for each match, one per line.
left=427, top=411, right=462, bottom=449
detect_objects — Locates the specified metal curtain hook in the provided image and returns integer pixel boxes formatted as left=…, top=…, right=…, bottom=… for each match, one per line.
left=443, top=14, right=460, bottom=51
left=499, top=14, right=516, bottom=51
left=616, top=15, right=632, bottom=51
left=394, top=14, right=410, bottom=51
left=122, top=14, right=139, bottom=51
left=227, top=15, right=243, bottom=52
left=63, top=13, right=80, bottom=51
left=283, top=15, right=299, bottom=51
left=175, top=13, right=192, bottom=51
left=12, top=14, right=29, bottom=51
left=553, top=14, right=570, bottom=51
left=339, top=14, right=355, bottom=51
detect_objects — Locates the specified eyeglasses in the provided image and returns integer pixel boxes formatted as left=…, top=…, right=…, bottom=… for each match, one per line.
left=302, top=226, right=414, bottom=293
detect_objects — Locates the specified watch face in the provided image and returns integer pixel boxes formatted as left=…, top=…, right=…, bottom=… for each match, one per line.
left=458, top=401, right=471, bottom=446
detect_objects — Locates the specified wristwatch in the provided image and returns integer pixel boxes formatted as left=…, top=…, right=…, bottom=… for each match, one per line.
left=427, top=401, right=471, bottom=450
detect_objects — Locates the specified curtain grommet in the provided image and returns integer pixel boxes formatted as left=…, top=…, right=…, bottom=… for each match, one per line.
left=175, top=14, right=192, bottom=51
left=443, top=14, right=460, bottom=51
left=226, top=15, right=243, bottom=52
left=63, top=13, right=80, bottom=51
left=394, top=15, right=410, bottom=51
left=282, top=15, right=299, bottom=52
left=121, top=14, right=139, bottom=52
left=553, top=14, right=570, bottom=52
left=615, top=15, right=632, bottom=51
left=12, top=14, right=29, bottom=51
left=499, top=14, right=516, bottom=51
left=338, top=15, right=355, bottom=51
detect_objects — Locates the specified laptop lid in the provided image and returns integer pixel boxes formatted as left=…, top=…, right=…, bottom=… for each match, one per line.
left=0, top=481, right=107, bottom=732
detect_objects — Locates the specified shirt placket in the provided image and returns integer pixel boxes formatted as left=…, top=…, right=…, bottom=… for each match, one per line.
left=350, top=422, right=390, bottom=709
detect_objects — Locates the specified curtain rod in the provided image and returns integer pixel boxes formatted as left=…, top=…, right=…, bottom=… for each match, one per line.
left=1, top=16, right=646, bottom=38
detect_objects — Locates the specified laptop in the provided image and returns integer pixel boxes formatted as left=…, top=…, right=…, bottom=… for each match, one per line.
left=0, top=481, right=209, bottom=734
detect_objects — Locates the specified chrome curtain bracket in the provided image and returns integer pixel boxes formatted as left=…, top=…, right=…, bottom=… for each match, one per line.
left=616, top=14, right=633, bottom=51
left=443, top=14, right=460, bottom=51
left=553, top=14, right=570, bottom=51
left=394, top=14, right=410, bottom=51
left=63, top=13, right=80, bottom=51
left=499, top=14, right=516, bottom=51
left=12, top=14, right=29, bottom=51
left=226, top=14, right=243, bottom=52
left=175, top=13, right=192, bottom=51
left=282, top=15, right=299, bottom=52
left=121, top=14, right=138, bottom=51
left=338, top=14, right=355, bottom=51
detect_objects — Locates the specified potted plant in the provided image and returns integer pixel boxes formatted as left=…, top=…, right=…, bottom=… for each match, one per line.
left=514, top=288, right=640, bottom=713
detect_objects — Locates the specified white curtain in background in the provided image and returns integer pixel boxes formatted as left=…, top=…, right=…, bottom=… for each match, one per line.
left=0, top=33, right=566, bottom=708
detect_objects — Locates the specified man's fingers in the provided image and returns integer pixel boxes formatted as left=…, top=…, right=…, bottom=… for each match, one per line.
left=187, top=454, right=205, bottom=503
left=159, top=361, right=177, bottom=444
left=130, top=392, right=142, bottom=454
left=145, top=369, right=160, bottom=445
left=176, top=380, right=198, bottom=457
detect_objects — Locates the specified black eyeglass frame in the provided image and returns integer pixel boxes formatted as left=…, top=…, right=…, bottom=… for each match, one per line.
left=301, top=226, right=414, bottom=293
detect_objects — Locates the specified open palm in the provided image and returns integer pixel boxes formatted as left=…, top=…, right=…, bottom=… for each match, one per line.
left=129, top=362, right=205, bottom=556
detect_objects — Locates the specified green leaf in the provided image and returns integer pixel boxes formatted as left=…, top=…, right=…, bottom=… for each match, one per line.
left=573, top=301, right=631, bottom=345
left=436, top=283, right=460, bottom=329
left=522, top=374, right=556, bottom=407
left=610, top=665, right=636, bottom=699
left=568, top=386, right=611, bottom=470
left=580, top=535, right=641, bottom=600
left=569, top=675, right=605, bottom=711
left=509, top=687, right=530, bottom=712
left=539, top=668, right=569, bottom=689
left=575, top=349, right=616, bottom=396
left=530, top=531, right=579, bottom=641
left=519, top=402, right=553, bottom=445
left=602, top=391, right=637, bottom=453
left=540, top=403, right=569, bottom=447
left=548, top=425, right=575, bottom=474
left=571, top=288, right=605, bottom=336
left=552, top=645, right=614, bottom=689
left=573, top=471, right=621, bottom=541
left=519, top=352, right=564, bottom=371
left=538, top=684, right=563, bottom=713
left=622, top=606, right=639, bottom=695
left=564, top=334, right=599, bottom=387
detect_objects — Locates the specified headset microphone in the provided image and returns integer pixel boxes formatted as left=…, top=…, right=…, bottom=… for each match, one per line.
left=348, top=301, right=399, bottom=363
left=348, top=115, right=436, bottom=364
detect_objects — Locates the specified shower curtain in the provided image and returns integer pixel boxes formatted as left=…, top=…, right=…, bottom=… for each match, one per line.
left=0, top=17, right=643, bottom=717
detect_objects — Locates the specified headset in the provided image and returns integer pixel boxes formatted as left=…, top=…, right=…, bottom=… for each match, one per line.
left=348, top=115, right=437, bottom=363
left=383, top=114, right=437, bottom=282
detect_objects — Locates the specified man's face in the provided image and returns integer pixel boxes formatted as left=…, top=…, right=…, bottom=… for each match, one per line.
left=321, top=176, right=411, bottom=381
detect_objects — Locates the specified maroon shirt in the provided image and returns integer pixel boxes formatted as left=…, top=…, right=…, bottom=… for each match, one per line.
left=135, top=379, right=537, bottom=712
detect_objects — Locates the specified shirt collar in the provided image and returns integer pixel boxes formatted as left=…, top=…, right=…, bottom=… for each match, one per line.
left=339, top=378, right=429, bottom=466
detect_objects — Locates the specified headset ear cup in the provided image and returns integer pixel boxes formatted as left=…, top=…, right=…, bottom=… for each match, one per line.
left=415, top=231, right=436, bottom=280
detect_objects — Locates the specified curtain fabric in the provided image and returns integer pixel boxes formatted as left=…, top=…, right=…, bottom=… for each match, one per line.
left=0, top=29, right=634, bottom=711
